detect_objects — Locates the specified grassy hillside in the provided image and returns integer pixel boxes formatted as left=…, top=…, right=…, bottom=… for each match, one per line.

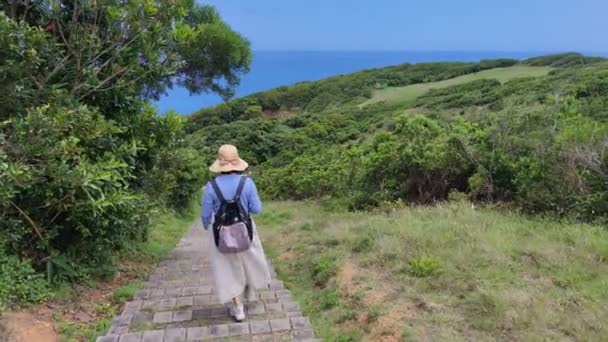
left=184, top=53, right=608, bottom=340
left=257, top=200, right=608, bottom=341
left=186, top=53, right=608, bottom=222
left=361, top=66, right=552, bottom=106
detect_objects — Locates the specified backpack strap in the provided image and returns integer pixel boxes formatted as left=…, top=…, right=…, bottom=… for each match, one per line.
left=235, top=176, right=253, bottom=242
left=234, top=176, right=248, bottom=201
left=209, top=178, right=225, bottom=203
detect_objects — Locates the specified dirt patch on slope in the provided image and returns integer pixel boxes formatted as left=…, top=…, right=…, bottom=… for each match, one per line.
left=337, top=260, right=358, bottom=294
left=2, top=259, right=150, bottom=341
left=263, top=109, right=299, bottom=118
left=365, top=303, right=422, bottom=342
left=278, top=249, right=298, bottom=262
left=336, top=260, right=426, bottom=342
left=0, top=312, right=57, bottom=342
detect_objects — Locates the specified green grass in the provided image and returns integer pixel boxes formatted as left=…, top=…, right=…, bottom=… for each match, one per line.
left=137, top=202, right=200, bottom=262
left=57, top=303, right=115, bottom=342
left=111, top=280, right=144, bottom=304
left=361, top=66, right=552, bottom=106
left=257, top=200, right=608, bottom=341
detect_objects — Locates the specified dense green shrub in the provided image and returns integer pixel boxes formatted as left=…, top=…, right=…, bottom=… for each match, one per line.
left=187, top=119, right=291, bottom=166
left=524, top=52, right=605, bottom=67
left=355, top=115, right=472, bottom=206
left=0, top=252, right=51, bottom=311
left=132, top=110, right=208, bottom=211
left=456, top=98, right=608, bottom=221
left=416, top=79, right=501, bottom=109
left=212, top=58, right=607, bottom=221
left=141, top=146, right=208, bottom=211
left=0, top=103, right=150, bottom=278
left=248, top=93, right=607, bottom=221
left=0, top=0, right=250, bottom=308
left=186, top=98, right=264, bottom=131
left=189, top=54, right=608, bottom=220
left=257, top=146, right=352, bottom=199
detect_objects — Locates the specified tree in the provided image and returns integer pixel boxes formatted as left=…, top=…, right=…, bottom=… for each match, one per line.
left=0, top=0, right=251, bottom=118
left=0, top=0, right=250, bottom=287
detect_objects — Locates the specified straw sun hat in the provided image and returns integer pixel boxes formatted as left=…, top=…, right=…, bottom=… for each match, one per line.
left=209, top=144, right=249, bottom=173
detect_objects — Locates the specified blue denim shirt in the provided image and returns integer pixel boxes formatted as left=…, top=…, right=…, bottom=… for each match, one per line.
left=200, top=174, right=262, bottom=229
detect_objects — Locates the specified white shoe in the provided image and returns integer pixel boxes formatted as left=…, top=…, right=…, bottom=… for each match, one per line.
left=230, top=302, right=245, bottom=322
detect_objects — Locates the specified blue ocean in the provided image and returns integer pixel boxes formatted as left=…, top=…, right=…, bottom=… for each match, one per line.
left=154, top=51, right=580, bottom=115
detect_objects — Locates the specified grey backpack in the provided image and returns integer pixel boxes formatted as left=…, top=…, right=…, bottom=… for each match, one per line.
left=209, top=176, right=253, bottom=253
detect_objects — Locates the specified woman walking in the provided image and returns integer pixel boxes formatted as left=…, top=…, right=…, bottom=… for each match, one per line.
left=201, top=144, right=271, bottom=322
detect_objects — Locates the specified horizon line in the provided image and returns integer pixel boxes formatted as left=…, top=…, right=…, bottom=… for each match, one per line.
left=251, top=49, right=607, bottom=54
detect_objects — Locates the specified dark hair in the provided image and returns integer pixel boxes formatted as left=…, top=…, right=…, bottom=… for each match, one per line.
left=220, top=170, right=243, bottom=175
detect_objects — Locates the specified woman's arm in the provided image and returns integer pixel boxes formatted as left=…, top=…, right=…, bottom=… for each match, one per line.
left=201, top=183, right=215, bottom=229
left=247, top=178, right=262, bottom=215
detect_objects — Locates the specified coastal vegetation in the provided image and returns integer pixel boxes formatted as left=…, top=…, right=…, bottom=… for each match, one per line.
left=1, top=1, right=606, bottom=339
left=0, top=0, right=247, bottom=311
left=188, top=52, right=608, bottom=223
left=186, top=52, right=608, bottom=340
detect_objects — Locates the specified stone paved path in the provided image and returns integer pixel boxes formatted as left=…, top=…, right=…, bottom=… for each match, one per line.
left=96, top=221, right=318, bottom=342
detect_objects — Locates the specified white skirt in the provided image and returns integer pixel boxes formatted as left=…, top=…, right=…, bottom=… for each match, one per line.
left=207, top=220, right=271, bottom=304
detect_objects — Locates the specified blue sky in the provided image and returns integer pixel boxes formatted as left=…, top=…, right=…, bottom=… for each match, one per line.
left=203, top=0, right=606, bottom=52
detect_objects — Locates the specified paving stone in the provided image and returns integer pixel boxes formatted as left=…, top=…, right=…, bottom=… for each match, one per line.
left=165, top=328, right=187, bottom=342
left=210, top=307, right=228, bottom=317
left=176, top=296, right=193, bottom=307
left=132, top=311, right=154, bottom=325
left=228, top=322, right=250, bottom=336
left=264, top=302, right=283, bottom=313
left=282, top=301, right=300, bottom=312
left=186, top=326, right=209, bottom=341
left=99, top=225, right=315, bottom=340
left=251, top=335, right=274, bottom=342
left=209, top=324, right=229, bottom=337
left=125, top=300, right=143, bottom=311
left=191, top=308, right=212, bottom=319
left=272, top=332, right=292, bottom=342
left=275, top=290, right=291, bottom=299
left=269, top=318, right=291, bottom=332
left=164, top=287, right=182, bottom=297
left=291, top=317, right=312, bottom=330
left=160, top=298, right=177, bottom=310
left=259, top=291, right=276, bottom=301
left=287, top=311, right=304, bottom=318
left=142, top=299, right=160, bottom=310
left=97, top=335, right=119, bottom=342
left=142, top=330, right=164, bottom=342
left=193, top=295, right=211, bottom=306
left=112, top=314, right=133, bottom=326
left=196, top=286, right=213, bottom=295
left=118, top=333, right=142, bottom=342
left=172, top=310, right=192, bottom=322
left=246, top=302, right=265, bottom=315
left=291, top=329, right=315, bottom=341
left=151, top=289, right=165, bottom=298
left=109, top=326, right=129, bottom=335
left=135, top=290, right=150, bottom=299
left=249, top=320, right=271, bottom=334
left=269, top=280, right=284, bottom=290
left=153, top=311, right=173, bottom=324
left=182, top=286, right=198, bottom=296
left=149, top=274, right=162, bottom=281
